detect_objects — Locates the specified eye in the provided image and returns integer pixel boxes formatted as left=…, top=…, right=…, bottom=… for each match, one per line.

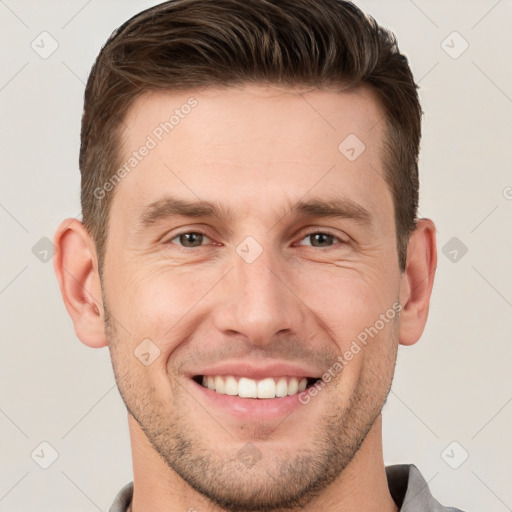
left=297, top=231, right=346, bottom=249
left=164, top=229, right=347, bottom=250
left=166, top=230, right=213, bottom=248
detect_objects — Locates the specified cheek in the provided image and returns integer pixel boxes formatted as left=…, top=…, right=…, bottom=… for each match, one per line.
left=110, top=263, right=217, bottom=348
left=293, top=264, right=398, bottom=348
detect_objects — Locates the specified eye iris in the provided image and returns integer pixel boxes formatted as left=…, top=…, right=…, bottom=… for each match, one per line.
left=311, top=233, right=334, bottom=247
left=180, top=232, right=203, bottom=247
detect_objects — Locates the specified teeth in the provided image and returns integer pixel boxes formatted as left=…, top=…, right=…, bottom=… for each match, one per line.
left=276, top=377, right=288, bottom=397
left=240, top=377, right=258, bottom=398
left=287, top=378, right=298, bottom=396
left=258, top=377, right=276, bottom=399
left=214, top=376, right=225, bottom=394
left=200, top=375, right=310, bottom=399
left=225, top=376, right=238, bottom=395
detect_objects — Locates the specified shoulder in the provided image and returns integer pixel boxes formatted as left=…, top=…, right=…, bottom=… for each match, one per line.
left=386, top=464, right=468, bottom=512
left=108, top=481, right=133, bottom=512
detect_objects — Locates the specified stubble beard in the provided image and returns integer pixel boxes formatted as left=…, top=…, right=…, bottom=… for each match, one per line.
left=103, top=292, right=398, bottom=512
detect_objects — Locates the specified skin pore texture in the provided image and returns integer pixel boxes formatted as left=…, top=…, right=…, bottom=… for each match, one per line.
left=54, top=84, right=437, bottom=512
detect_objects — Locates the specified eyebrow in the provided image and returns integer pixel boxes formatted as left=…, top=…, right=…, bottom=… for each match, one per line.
left=135, top=194, right=372, bottom=232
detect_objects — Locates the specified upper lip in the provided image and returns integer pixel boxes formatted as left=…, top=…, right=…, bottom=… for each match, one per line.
left=188, top=361, right=323, bottom=380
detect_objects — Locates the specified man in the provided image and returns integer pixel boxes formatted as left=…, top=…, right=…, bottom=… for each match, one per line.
left=52, top=1, right=464, bottom=511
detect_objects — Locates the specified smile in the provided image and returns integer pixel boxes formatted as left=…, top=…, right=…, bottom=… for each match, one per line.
left=193, top=375, right=320, bottom=399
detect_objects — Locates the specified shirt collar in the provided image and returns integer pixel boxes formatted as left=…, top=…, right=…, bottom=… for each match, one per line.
left=386, top=463, right=450, bottom=511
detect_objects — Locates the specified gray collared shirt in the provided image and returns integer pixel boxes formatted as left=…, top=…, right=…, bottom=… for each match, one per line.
left=109, top=464, right=466, bottom=512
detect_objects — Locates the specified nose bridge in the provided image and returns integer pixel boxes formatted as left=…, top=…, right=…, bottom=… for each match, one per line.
left=213, top=236, right=304, bottom=346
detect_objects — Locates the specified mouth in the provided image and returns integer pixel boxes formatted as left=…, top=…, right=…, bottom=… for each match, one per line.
left=192, top=375, right=321, bottom=399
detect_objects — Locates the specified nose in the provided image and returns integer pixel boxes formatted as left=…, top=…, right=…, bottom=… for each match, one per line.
left=211, top=242, right=306, bottom=347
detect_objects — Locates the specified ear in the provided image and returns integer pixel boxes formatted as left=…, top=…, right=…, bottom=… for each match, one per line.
left=398, top=218, right=437, bottom=346
left=53, top=218, right=107, bottom=348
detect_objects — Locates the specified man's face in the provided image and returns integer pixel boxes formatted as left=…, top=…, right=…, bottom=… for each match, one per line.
left=102, top=85, right=403, bottom=510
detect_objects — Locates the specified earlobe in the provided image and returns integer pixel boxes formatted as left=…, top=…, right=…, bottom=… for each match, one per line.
left=398, top=218, right=437, bottom=346
left=53, top=218, right=108, bottom=348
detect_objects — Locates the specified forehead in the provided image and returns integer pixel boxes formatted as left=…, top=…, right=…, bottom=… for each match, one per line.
left=110, top=84, right=392, bottom=231
left=122, top=84, right=385, bottom=151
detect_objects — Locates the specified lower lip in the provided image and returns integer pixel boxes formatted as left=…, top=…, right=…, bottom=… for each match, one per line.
left=191, top=378, right=309, bottom=420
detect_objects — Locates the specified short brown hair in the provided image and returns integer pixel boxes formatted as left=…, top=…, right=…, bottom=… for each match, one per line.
left=80, top=0, right=421, bottom=274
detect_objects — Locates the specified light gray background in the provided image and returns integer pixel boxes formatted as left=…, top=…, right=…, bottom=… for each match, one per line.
left=1, top=0, right=511, bottom=510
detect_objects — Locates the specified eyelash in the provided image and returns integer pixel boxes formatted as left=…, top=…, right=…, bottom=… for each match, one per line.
left=165, top=229, right=347, bottom=249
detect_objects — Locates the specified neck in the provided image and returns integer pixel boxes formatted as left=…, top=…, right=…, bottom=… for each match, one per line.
left=128, top=413, right=398, bottom=512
